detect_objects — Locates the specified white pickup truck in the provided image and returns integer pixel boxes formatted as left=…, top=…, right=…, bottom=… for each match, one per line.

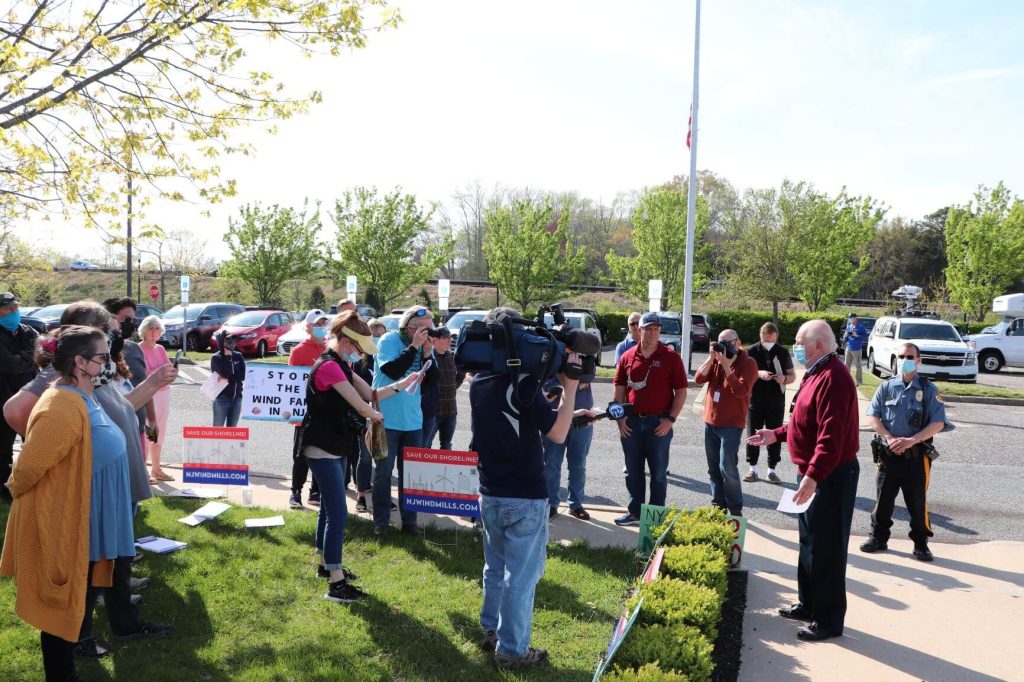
left=968, top=294, right=1024, bottom=373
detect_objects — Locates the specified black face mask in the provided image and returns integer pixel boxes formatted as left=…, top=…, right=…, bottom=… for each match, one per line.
left=120, top=318, right=136, bottom=338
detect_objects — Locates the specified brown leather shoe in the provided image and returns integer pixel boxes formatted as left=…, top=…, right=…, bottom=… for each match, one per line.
left=569, top=507, right=591, bottom=521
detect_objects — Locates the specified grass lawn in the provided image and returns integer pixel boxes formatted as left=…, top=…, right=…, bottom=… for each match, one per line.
left=857, top=370, right=1024, bottom=400
left=0, top=498, right=636, bottom=681
left=184, top=351, right=288, bottom=365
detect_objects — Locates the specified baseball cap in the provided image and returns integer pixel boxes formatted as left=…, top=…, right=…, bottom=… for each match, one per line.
left=305, top=309, right=328, bottom=325
left=640, top=312, right=662, bottom=328
left=0, top=292, right=18, bottom=307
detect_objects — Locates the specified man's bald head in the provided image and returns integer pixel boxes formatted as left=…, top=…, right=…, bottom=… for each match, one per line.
left=796, top=319, right=837, bottom=365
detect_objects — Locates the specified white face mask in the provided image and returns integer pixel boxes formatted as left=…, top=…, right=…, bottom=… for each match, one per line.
left=762, top=341, right=776, bottom=351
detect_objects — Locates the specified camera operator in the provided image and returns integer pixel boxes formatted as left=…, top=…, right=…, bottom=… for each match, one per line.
left=695, top=329, right=758, bottom=516
left=470, top=307, right=593, bottom=671
left=611, top=312, right=687, bottom=527
left=369, top=305, right=437, bottom=539
left=861, top=342, right=952, bottom=561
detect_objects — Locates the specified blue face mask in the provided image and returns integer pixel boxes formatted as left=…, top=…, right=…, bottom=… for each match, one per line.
left=311, top=326, right=328, bottom=341
left=344, top=351, right=362, bottom=364
left=900, top=358, right=918, bottom=374
left=792, top=344, right=808, bottom=366
left=0, top=309, right=20, bottom=332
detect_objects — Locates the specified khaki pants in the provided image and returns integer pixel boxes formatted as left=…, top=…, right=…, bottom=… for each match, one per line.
left=845, top=348, right=863, bottom=384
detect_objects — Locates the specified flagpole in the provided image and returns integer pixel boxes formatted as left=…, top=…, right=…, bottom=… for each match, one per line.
left=681, top=0, right=701, bottom=371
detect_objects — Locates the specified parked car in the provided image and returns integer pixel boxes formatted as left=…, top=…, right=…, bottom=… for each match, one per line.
left=327, top=303, right=378, bottom=319
left=29, top=303, right=69, bottom=331
left=20, top=315, right=47, bottom=335
left=838, top=316, right=877, bottom=360
left=543, top=311, right=604, bottom=366
left=562, top=307, right=609, bottom=344
left=69, top=260, right=99, bottom=270
left=275, top=314, right=336, bottom=357
left=20, top=306, right=40, bottom=317
left=690, top=313, right=712, bottom=351
left=867, top=316, right=977, bottom=383
left=210, top=310, right=294, bottom=357
left=136, top=303, right=162, bottom=319
left=379, top=314, right=403, bottom=332
left=443, top=309, right=488, bottom=345
left=159, top=302, right=245, bottom=351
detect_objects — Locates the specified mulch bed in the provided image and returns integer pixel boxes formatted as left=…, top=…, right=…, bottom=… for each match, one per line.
left=712, top=570, right=748, bottom=682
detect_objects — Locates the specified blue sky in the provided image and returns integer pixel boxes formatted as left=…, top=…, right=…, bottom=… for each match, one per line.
left=26, top=0, right=1024, bottom=261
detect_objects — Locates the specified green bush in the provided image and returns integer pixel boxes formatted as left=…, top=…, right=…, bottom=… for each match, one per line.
left=616, top=624, right=712, bottom=682
left=607, top=661, right=692, bottom=682
left=660, top=545, right=728, bottom=599
left=705, top=309, right=848, bottom=345
left=603, top=311, right=631, bottom=344
left=650, top=508, right=734, bottom=563
left=625, top=577, right=721, bottom=639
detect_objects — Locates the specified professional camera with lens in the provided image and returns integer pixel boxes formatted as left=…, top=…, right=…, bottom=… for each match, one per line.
left=425, top=327, right=447, bottom=339
left=710, top=340, right=737, bottom=359
left=452, top=303, right=601, bottom=389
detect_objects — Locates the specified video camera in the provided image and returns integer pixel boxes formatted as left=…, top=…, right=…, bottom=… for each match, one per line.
left=572, top=401, right=634, bottom=429
left=453, top=303, right=602, bottom=397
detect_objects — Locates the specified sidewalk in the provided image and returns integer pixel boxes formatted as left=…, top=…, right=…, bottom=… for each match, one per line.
left=152, top=469, right=1023, bottom=682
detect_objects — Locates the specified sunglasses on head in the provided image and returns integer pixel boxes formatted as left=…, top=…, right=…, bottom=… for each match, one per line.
left=414, top=308, right=428, bottom=317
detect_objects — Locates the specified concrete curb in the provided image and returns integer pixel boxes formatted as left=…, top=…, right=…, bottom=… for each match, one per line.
left=939, top=394, right=1024, bottom=406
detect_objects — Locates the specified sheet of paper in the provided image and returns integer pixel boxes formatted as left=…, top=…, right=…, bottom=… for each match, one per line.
left=167, top=487, right=224, bottom=499
left=405, top=359, right=433, bottom=394
left=772, top=357, right=783, bottom=376
left=136, top=537, right=188, bottom=554
left=777, top=489, right=815, bottom=514
left=245, top=515, right=285, bottom=528
left=178, top=501, right=231, bottom=526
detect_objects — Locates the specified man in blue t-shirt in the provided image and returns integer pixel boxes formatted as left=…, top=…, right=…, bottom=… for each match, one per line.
left=842, top=314, right=868, bottom=386
left=614, top=312, right=641, bottom=365
left=470, top=307, right=588, bottom=671
left=371, top=305, right=438, bottom=537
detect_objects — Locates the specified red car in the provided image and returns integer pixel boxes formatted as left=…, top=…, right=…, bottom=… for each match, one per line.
left=210, top=310, right=294, bottom=357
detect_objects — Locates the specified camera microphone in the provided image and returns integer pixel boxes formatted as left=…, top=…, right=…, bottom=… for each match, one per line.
left=562, top=329, right=602, bottom=357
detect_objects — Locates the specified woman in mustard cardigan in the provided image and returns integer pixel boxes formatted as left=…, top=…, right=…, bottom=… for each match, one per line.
left=1, top=326, right=142, bottom=681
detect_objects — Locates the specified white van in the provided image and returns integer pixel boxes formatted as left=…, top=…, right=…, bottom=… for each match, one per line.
left=967, top=294, right=1024, bottom=372
left=867, top=316, right=977, bottom=383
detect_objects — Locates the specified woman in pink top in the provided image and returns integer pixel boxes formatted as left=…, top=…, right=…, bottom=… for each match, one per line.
left=138, top=315, right=174, bottom=481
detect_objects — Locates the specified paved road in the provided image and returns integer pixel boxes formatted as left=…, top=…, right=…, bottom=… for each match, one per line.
left=167, top=360, right=1023, bottom=543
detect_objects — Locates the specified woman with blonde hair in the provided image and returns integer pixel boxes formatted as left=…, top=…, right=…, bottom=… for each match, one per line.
left=137, top=315, right=174, bottom=480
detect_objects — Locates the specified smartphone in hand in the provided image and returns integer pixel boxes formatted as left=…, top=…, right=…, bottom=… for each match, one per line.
left=172, top=350, right=183, bottom=368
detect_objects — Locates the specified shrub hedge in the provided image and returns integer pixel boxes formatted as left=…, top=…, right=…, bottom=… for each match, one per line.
left=606, top=662, right=692, bottom=682
left=608, top=507, right=735, bottom=681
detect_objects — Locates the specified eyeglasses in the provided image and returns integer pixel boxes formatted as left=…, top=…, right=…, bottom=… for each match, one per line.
left=85, top=353, right=111, bottom=364
left=628, top=322, right=639, bottom=328
left=896, top=354, right=918, bottom=360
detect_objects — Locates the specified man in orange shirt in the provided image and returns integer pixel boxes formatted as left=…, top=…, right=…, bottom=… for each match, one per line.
left=288, top=309, right=330, bottom=508
left=694, top=329, right=758, bottom=516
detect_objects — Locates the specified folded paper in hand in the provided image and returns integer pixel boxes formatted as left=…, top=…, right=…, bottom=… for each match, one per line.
left=777, top=488, right=815, bottom=514
left=201, top=373, right=228, bottom=401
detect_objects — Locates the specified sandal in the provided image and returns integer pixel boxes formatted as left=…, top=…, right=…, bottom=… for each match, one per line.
left=152, top=471, right=174, bottom=481
left=569, top=507, right=591, bottom=521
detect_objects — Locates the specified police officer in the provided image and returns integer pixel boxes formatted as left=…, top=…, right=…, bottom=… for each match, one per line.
left=861, top=342, right=952, bottom=561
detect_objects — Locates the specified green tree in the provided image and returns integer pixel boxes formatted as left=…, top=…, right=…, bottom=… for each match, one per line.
left=221, top=203, right=322, bottom=307
left=483, top=197, right=586, bottom=312
left=606, top=184, right=709, bottom=309
left=330, top=187, right=452, bottom=312
left=726, top=186, right=794, bottom=324
left=308, top=285, right=328, bottom=311
left=0, top=1, right=399, bottom=229
left=784, top=183, right=883, bottom=311
left=945, top=183, right=1024, bottom=320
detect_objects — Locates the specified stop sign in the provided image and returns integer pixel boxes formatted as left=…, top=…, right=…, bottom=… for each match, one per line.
left=149, top=285, right=159, bottom=300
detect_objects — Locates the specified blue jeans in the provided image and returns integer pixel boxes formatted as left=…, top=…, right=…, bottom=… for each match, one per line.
left=620, top=415, right=672, bottom=517
left=306, top=457, right=348, bottom=570
left=480, top=496, right=548, bottom=659
left=543, top=425, right=593, bottom=510
left=372, top=428, right=421, bottom=529
left=704, top=424, right=744, bottom=514
left=421, top=416, right=437, bottom=451
left=212, top=393, right=242, bottom=427
left=355, top=436, right=373, bottom=493
left=429, top=414, right=457, bottom=450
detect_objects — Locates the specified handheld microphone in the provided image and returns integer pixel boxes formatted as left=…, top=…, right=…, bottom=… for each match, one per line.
left=573, top=401, right=634, bottom=428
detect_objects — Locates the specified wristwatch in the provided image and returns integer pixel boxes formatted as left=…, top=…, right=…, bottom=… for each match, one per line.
left=665, top=415, right=676, bottom=423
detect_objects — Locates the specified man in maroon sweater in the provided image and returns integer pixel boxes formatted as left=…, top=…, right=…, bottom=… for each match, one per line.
left=694, top=329, right=758, bottom=516
left=748, top=320, right=860, bottom=642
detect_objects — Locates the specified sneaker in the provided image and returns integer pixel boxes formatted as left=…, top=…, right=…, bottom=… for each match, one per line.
left=307, top=492, right=321, bottom=507
left=112, top=622, right=172, bottom=642
left=480, top=629, right=498, bottom=652
left=288, top=491, right=303, bottom=509
left=859, top=537, right=888, bottom=553
left=324, top=580, right=368, bottom=604
left=549, top=506, right=558, bottom=519
left=318, top=565, right=359, bottom=581
left=613, top=513, right=638, bottom=527
left=73, top=638, right=109, bottom=659
left=743, top=471, right=759, bottom=482
left=767, top=471, right=782, bottom=484
left=355, top=496, right=368, bottom=513
left=494, top=647, right=549, bottom=670
left=129, top=576, right=151, bottom=591
left=569, top=507, right=591, bottom=521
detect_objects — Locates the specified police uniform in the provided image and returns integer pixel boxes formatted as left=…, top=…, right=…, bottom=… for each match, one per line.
left=864, top=375, right=952, bottom=549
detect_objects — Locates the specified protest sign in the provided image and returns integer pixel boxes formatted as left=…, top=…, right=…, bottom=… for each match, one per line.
left=637, top=504, right=747, bottom=569
left=591, top=597, right=644, bottom=681
left=241, top=362, right=310, bottom=424
left=402, top=448, right=480, bottom=517
left=182, top=426, right=249, bottom=486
